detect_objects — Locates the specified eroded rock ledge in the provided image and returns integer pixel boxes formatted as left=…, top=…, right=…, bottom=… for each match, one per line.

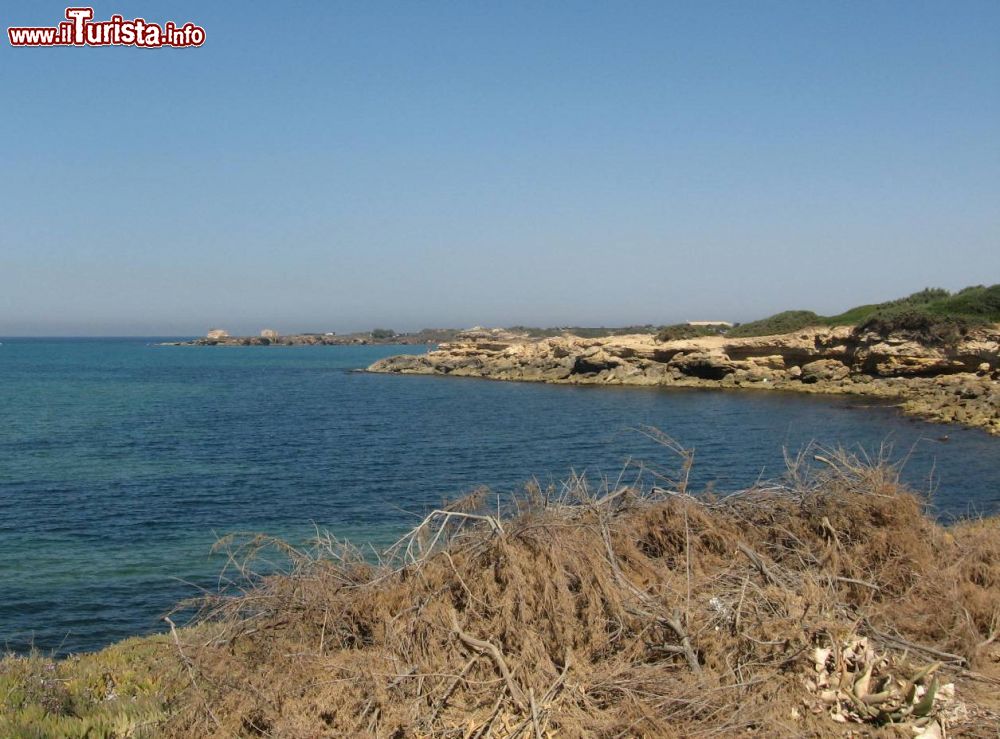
left=368, top=326, right=1000, bottom=435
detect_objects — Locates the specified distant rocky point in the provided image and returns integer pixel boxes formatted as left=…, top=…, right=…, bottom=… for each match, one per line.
left=160, top=328, right=463, bottom=347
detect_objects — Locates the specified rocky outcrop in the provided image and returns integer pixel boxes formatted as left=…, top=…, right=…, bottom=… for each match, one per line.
left=800, top=359, right=850, bottom=384
left=368, top=326, right=1000, bottom=435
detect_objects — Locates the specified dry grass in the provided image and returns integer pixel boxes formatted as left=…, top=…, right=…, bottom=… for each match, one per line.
left=142, top=437, right=1000, bottom=738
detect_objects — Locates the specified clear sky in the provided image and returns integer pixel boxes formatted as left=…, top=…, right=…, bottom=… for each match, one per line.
left=1, top=1, right=997, bottom=336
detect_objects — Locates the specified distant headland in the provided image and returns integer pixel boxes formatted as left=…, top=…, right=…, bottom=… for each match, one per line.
left=160, top=327, right=464, bottom=347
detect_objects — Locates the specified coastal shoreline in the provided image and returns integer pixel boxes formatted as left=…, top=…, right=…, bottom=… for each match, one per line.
left=367, top=326, right=1000, bottom=436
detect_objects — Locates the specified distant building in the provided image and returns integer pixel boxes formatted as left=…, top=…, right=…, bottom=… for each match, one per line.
left=206, top=328, right=229, bottom=339
left=687, top=321, right=733, bottom=328
left=260, top=329, right=279, bottom=339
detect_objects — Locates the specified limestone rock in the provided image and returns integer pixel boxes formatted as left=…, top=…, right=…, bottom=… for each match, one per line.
left=668, top=351, right=737, bottom=380
left=367, top=323, right=1000, bottom=435
left=869, top=355, right=966, bottom=378
left=800, top=360, right=850, bottom=384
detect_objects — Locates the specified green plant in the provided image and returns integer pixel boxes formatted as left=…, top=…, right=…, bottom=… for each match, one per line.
left=0, top=639, right=175, bottom=738
left=727, top=284, right=1000, bottom=341
left=727, top=311, right=822, bottom=337
left=925, top=284, right=1000, bottom=321
left=654, top=324, right=727, bottom=342
left=856, top=309, right=976, bottom=344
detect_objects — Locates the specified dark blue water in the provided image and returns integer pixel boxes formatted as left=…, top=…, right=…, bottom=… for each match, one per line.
left=1, top=339, right=998, bottom=654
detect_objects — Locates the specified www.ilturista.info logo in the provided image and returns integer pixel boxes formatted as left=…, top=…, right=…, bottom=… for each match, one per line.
left=8, top=7, right=205, bottom=48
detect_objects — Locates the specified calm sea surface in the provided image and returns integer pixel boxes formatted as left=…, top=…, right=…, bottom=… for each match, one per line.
left=1, top=338, right=998, bottom=654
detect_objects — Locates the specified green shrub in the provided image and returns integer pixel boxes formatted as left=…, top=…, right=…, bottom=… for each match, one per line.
left=727, top=311, right=822, bottom=337
left=0, top=639, right=175, bottom=738
left=926, top=284, right=1000, bottom=321
left=855, top=308, right=977, bottom=344
left=654, top=324, right=727, bottom=342
left=850, top=285, right=1000, bottom=344
left=825, top=287, right=952, bottom=326
left=727, top=284, right=999, bottom=342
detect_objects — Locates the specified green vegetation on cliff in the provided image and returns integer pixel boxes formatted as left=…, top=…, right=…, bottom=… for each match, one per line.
left=925, top=284, right=1000, bottom=321
left=726, top=310, right=823, bottom=338
left=653, top=323, right=729, bottom=342
left=515, top=285, right=1000, bottom=343
left=726, top=284, right=1000, bottom=339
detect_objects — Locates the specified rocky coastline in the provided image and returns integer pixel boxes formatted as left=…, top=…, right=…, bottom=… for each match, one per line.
left=368, top=326, right=1000, bottom=435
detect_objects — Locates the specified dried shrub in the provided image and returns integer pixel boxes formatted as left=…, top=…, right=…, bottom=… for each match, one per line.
left=151, top=440, right=1000, bottom=737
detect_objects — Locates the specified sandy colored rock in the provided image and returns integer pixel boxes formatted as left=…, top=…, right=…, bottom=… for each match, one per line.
left=800, top=359, right=850, bottom=384
left=368, top=325, right=1000, bottom=435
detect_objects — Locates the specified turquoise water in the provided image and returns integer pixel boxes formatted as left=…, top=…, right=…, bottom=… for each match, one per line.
left=1, top=338, right=998, bottom=654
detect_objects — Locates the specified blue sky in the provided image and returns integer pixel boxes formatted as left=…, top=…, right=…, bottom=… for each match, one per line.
left=1, top=1, right=997, bottom=335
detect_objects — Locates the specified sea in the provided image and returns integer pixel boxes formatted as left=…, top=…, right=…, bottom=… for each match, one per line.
left=1, top=338, right=998, bottom=654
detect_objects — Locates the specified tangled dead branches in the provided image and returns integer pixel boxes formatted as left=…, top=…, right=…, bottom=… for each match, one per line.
left=160, top=440, right=1000, bottom=737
